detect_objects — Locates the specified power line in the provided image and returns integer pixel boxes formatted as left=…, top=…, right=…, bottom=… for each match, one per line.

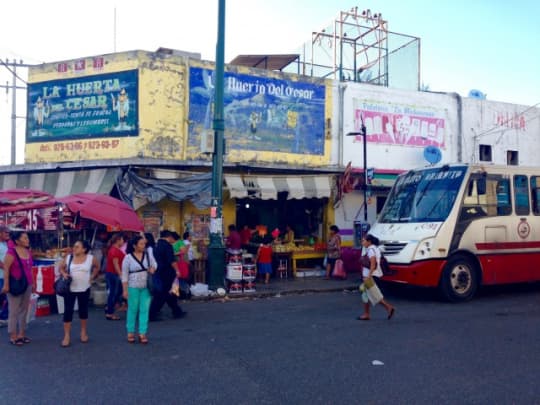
left=0, top=59, right=30, bottom=85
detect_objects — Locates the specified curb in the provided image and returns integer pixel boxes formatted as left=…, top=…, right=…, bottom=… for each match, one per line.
left=190, top=283, right=360, bottom=302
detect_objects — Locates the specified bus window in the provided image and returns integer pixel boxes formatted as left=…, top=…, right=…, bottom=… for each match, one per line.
left=513, top=175, right=530, bottom=215
left=531, top=176, right=540, bottom=215
left=495, top=178, right=512, bottom=215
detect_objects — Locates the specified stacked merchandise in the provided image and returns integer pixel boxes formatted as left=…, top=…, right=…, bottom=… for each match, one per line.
left=225, top=249, right=243, bottom=294
left=242, top=253, right=256, bottom=293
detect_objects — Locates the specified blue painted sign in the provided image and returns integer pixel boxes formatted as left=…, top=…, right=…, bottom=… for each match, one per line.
left=188, top=67, right=326, bottom=155
left=26, top=70, right=138, bottom=142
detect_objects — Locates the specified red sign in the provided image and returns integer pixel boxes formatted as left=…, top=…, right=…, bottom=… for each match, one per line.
left=57, top=63, right=68, bottom=73
left=93, top=57, right=104, bottom=70
left=74, top=59, right=86, bottom=71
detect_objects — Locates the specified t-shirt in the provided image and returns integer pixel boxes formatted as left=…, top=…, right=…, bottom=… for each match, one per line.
left=121, top=251, right=157, bottom=289
left=6, top=247, right=33, bottom=285
left=227, top=230, right=242, bottom=250
left=66, top=254, right=94, bottom=293
left=362, top=245, right=383, bottom=278
left=106, top=246, right=125, bottom=274
left=173, top=240, right=185, bottom=255
left=183, top=240, right=194, bottom=261
left=257, top=245, right=273, bottom=264
left=0, top=241, right=7, bottom=279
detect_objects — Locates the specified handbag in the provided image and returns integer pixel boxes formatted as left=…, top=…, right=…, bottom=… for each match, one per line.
left=363, top=277, right=383, bottom=306
left=9, top=250, right=29, bottom=296
left=54, top=255, right=73, bottom=297
left=331, top=259, right=346, bottom=279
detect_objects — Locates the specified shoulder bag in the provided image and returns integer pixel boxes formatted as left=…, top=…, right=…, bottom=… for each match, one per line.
left=131, top=252, right=162, bottom=295
left=54, top=255, right=73, bottom=297
left=9, top=249, right=29, bottom=296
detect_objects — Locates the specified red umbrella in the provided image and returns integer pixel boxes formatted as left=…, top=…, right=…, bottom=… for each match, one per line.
left=0, top=189, right=57, bottom=213
left=57, top=193, right=143, bottom=232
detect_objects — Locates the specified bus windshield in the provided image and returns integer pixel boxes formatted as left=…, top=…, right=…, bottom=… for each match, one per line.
left=379, top=165, right=467, bottom=223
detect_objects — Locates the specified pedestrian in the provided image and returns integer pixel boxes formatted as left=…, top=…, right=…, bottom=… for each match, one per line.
left=149, top=230, right=187, bottom=321
left=325, top=225, right=341, bottom=279
left=144, top=233, right=156, bottom=258
left=256, top=237, right=273, bottom=284
left=226, top=224, right=242, bottom=250
left=58, top=240, right=100, bottom=347
left=105, top=233, right=125, bottom=320
left=1, top=231, right=33, bottom=346
left=122, top=235, right=157, bottom=344
left=0, top=225, right=11, bottom=327
left=357, top=234, right=395, bottom=321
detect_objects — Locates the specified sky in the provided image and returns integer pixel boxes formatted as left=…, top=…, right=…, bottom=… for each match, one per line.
left=1, top=0, right=539, bottom=165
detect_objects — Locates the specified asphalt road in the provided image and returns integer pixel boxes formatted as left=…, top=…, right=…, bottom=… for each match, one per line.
left=1, top=283, right=539, bottom=404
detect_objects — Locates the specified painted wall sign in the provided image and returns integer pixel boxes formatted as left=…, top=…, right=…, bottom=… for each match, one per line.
left=26, top=69, right=139, bottom=143
left=188, top=66, right=326, bottom=155
left=353, top=99, right=446, bottom=148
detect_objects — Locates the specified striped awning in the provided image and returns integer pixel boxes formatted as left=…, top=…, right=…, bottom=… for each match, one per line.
left=224, top=174, right=333, bottom=200
left=0, top=168, right=118, bottom=198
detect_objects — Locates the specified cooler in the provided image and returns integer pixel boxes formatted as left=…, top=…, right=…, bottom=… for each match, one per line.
left=32, top=258, right=57, bottom=295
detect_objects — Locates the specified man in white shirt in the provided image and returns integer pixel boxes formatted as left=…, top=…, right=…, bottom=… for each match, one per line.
left=0, top=225, right=10, bottom=326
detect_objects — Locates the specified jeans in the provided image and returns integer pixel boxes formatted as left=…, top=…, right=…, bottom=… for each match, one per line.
left=126, top=287, right=152, bottom=334
left=105, top=273, right=122, bottom=315
left=0, top=279, right=8, bottom=320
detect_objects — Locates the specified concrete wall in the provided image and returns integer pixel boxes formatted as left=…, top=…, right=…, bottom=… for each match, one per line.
left=461, top=98, right=540, bottom=165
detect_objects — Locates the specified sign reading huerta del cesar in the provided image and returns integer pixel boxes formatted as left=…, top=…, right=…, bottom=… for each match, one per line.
left=26, top=70, right=138, bottom=143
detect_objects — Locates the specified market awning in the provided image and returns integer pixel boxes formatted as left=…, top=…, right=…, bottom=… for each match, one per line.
left=0, top=168, right=118, bottom=198
left=224, top=174, right=333, bottom=200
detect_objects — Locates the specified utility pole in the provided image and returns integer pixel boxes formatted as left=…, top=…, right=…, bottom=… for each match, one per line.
left=207, top=0, right=226, bottom=289
left=0, top=59, right=31, bottom=165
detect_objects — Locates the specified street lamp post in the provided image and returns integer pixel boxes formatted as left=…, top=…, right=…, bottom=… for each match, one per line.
left=208, top=0, right=226, bottom=289
left=346, top=120, right=368, bottom=223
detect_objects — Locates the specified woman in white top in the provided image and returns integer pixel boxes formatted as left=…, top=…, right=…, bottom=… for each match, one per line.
left=58, top=240, right=100, bottom=347
left=357, top=234, right=395, bottom=321
left=122, top=235, right=156, bottom=344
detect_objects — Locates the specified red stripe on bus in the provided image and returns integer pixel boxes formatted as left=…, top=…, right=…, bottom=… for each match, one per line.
left=475, top=241, right=540, bottom=250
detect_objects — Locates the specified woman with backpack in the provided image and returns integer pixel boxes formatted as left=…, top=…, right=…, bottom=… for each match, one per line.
left=357, top=234, right=395, bottom=321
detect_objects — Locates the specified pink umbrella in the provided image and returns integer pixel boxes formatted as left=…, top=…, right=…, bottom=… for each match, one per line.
left=57, top=193, right=143, bottom=232
left=0, top=189, right=57, bottom=213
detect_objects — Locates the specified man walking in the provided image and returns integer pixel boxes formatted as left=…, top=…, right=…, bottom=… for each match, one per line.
left=149, top=230, right=187, bottom=321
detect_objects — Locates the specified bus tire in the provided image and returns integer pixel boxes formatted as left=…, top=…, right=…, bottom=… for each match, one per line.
left=439, top=255, right=478, bottom=302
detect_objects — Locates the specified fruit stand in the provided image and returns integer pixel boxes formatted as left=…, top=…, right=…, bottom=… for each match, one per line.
left=272, top=243, right=326, bottom=277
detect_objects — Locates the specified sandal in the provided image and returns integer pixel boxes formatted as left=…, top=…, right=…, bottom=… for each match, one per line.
left=138, top=334, right=148, bottom=344
left=105, top=315, right=121, bottom=321
left=387, top=307, right=395, bottom=320
left=356, top=315, right=370, bottom=321
left=10, top=338, right=24, bottom=346
left=127, top=334, right=136, bottom=343
left=20, top=337, right=31, bottom=344
left=80, top=335, right=89, bottom=343
left=61, top=339, right=70, bottom=348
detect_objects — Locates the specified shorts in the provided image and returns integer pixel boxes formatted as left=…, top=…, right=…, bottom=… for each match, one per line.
left=258, top=263, right=272, bottom=275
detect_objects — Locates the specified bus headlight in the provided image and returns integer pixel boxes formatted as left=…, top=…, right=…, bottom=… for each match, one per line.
left=413, top=238, right=435, bottom=260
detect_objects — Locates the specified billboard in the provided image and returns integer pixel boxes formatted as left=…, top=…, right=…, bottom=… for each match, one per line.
left=353, top=98, right=446, bottom=148
left=188, top=66, right=326, bottom=155
left=26, top=70, right=138, bottom=143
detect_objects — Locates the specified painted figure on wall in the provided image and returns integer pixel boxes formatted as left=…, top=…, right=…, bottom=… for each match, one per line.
left=33, top=97, right=50, bottom=132
left=111, top=88, right=130, bottom=130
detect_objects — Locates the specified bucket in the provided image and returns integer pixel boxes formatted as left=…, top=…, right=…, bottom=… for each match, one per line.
left=92, top=289, right=107, bottom=306
left=226, top=264, right=243, bottom=281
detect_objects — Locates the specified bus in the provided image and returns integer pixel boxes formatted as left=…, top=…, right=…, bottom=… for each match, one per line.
left=370, top=163, right=540, bottom=301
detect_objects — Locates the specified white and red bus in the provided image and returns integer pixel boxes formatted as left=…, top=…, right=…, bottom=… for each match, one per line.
left=370, top=163, right=540, bottom=301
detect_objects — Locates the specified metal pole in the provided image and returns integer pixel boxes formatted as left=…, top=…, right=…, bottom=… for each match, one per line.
left=362, top=124, right=368, bottom=222
left=11, top=60, right=17, bottom=166
left=207, top=0, right=226, bottom=289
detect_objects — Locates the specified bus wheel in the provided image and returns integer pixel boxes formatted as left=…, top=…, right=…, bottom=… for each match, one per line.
left=439, top=256, right=478, bottom=302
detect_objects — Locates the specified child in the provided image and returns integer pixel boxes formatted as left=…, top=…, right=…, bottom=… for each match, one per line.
left=256, top=237, right=273, bottom=284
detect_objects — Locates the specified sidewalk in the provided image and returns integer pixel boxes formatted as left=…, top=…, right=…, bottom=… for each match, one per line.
left=193, top=275, right=363, bottom=301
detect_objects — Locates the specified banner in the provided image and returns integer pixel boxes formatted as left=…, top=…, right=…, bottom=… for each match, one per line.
left=26, top=70, right=138, bottom=143
left=353, top=99, right=446, bottom=148
left=188, top=67, right=326, bottom=155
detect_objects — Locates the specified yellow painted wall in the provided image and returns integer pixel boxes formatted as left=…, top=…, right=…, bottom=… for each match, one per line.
left=25, top=51, right=332, bottom=168
left=25, top=51, right=187, bottom=163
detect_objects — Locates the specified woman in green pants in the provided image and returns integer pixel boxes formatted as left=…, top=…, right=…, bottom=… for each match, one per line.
left=122, top=235, right=157, bottom=344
